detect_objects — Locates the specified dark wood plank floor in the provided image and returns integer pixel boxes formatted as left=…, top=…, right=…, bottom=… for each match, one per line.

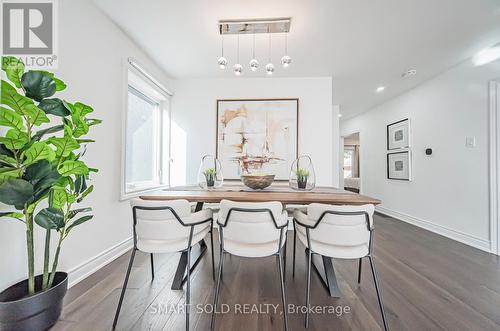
left=51, top=214, right=500, bottom=331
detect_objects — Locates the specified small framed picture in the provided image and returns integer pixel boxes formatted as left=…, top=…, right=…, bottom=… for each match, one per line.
left=387, top=119, right=410, bottom=150
left=387, top=151, right=411, bottom=180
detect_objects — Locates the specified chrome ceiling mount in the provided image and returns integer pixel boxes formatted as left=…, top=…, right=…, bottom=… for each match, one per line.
left=218, top=18, right=291, bottom=35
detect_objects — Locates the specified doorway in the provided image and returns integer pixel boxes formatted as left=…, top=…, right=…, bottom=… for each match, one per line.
left=343, top=132, right=361, bottom=193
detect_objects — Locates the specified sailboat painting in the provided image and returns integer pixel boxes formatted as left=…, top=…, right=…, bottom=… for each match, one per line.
left=216, top=99, right=298, bottom=180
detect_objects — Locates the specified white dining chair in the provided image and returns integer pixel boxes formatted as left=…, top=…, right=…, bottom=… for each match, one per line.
left=112, top=199, right=215, bottom=331
left=293, top=203, right=389, bottom=330
left=211, top=199, right=289, bottom=331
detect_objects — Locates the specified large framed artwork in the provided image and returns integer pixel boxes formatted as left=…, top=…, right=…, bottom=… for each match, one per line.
left=216, top=98, right=299, bottom=180
left=387, top=151, right=411, bottom=180
left=387, top=118, right=410, bottom=150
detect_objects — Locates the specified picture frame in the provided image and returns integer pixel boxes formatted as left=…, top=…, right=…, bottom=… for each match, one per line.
left=387, top=151, right=412, bottom=181
left=216, top=98, right=299, bottom=180
left=387, top=118, right=410, bottom=150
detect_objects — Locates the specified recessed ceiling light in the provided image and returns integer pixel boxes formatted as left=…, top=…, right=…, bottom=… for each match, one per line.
left=338, top=113, right=343, bottom=118
left=376, top=86, right=385, bottom=93
left=473, top=43, right=500, bottom=66
left=401, top=69, right=417, bottom=78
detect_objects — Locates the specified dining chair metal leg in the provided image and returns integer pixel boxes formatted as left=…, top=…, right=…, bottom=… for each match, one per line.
left=211, top=249, right=224, bottom=330
left=292, top=222, right=296, bottom=278
left=368, top=256, right=389, bottom=331
left=150, top=253, right=154, bottom=281
left=357, top=257, right=362, bottom=284
left=186, top=246, right=191, bottom=331
left=218, top=230, right=224, bottom=282
left=283, top=235, right=287, bottom=282
left=277, top=251, right=289, bottom=331
left=112, top=248, right=136, bottom=330
left=210, top=227, right=215, bottom=280
left=305, top=248, right=312, bottom=328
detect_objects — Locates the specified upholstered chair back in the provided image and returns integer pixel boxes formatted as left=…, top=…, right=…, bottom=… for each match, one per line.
left=218, top=200, right=288, bottom=257
left=131, top=199, right=211, bottom=253
left=295, top=204, right=374, bottom=258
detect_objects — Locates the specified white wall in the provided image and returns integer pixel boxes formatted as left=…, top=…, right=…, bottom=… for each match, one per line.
left=0, top=0, right=174, bottom=289
left=170, top=77, right=337, bottom=186
left=341, top=59, right=500, bottom=252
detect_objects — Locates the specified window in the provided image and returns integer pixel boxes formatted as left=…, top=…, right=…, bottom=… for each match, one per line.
left=343, top=148, right=355, bottom=178
left=122, top=66, right=170, bottom=198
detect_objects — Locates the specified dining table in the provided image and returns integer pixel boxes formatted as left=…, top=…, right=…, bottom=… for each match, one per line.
left=140, top=184, right=381, bottom=298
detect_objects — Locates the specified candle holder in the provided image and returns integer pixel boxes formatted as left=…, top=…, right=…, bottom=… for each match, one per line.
left=289, top=155, right=315, bottom=191
left=197, top=155, right=223, bottom=189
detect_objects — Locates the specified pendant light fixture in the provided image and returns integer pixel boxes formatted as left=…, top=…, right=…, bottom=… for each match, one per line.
left=233, top=34, right=243, bottom=76
left=249, top=28, right=259, bottom=71
left=217, top=18, right=291, bottom=75
left=217, top=34, right=227, bottom=69
left=281, top=32, right=292, bottom=68
left=265, top=31, right=274, bottom=75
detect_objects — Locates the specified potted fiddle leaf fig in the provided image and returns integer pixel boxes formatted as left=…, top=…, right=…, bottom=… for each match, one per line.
left=0, top=56, right=101, bottom=331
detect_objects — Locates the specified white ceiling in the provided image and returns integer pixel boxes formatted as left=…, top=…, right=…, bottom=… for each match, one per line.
left=94, top=0, right=500, bottom=119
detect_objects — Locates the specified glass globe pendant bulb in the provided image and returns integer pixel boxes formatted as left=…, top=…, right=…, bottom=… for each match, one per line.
left=265, top=63, right=274, bottom=75
left=250, top=58, right=259, bottom=71
left=281, top=55, right=292, bottom=68
left=233, top=63, right=243, bottom=76
left=218, top=56, right=227, bottom=69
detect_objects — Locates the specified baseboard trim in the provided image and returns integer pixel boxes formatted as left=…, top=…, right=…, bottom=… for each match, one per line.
left=376, top=206, right=491, bottom=253
left=67, top=237, right=133, bottom=288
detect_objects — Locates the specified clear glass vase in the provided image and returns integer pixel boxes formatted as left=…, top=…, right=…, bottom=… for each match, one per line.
left=289, top=155, right=316, bottom=191
left=197, top=155, right=223, bottom=189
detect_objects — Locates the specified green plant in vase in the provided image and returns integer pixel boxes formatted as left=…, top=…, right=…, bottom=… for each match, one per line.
left=0, top=56, right=101, bottom=297
left=203, top=167, right=216, bottom=187
left=296, top=168, right=310, bottom=189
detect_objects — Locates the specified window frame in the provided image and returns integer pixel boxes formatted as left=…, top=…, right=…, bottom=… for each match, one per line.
left=120, top=62, right=171, bottom=200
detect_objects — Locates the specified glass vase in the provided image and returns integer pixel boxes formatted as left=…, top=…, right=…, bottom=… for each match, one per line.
left=289, top=155, right=316, bottom=191
left=197, top=155, right=223, bottom=189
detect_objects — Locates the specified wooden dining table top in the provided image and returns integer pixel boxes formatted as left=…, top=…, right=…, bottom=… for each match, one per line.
left=140, top=184, right=381, bottom=205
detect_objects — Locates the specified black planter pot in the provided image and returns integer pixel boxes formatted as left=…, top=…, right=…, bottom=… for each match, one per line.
left=298, top=179, right=308, bottom=189
left=0, top=272, right=68, bottom=331
left=205, top=175, right=215, bottom=188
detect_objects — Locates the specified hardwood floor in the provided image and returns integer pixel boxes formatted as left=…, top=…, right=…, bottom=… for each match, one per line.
left=51, top=214, right=500, bottom=331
